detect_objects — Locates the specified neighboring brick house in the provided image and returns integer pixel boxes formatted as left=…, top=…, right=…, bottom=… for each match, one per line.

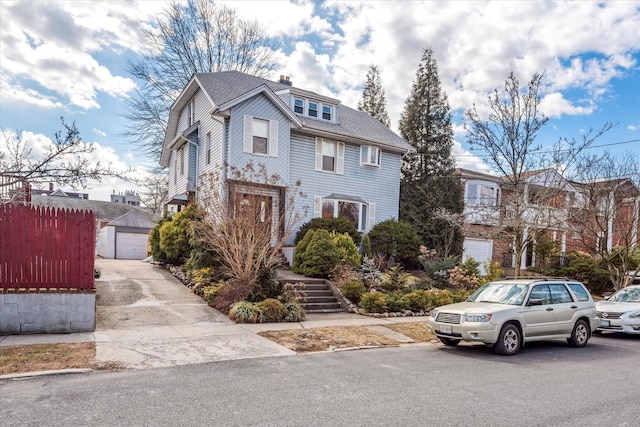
left=457, top=168, right=640, bottom=273
left=160, top=71, right=411, bottom=259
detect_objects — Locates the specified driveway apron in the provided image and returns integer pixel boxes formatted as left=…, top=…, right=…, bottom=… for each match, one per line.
left=94, top=259, right=294, bottom=369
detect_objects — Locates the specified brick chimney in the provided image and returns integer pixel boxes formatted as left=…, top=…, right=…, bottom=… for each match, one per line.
left=278, top=75, right=292, bottom=86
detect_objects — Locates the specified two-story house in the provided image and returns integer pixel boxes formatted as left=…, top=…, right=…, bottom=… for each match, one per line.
left=160, top=71, right=411, bottom=260
left=459, top=167, right=640, bottom=273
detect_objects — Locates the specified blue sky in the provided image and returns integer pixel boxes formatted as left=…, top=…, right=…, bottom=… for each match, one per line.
left=1, top=0, right=639, bottom=200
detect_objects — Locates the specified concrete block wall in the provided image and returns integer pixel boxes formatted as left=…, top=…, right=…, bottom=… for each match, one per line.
left=0, top=294, right=96, bottom=334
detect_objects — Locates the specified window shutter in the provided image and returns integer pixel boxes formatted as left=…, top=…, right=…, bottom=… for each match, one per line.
left=368, top=203, right=376, bottom=230
left=269, top=120, right=278, bottom=157
left=243, top=115, right=252, bottom=153
left=314, top=196, right=322, bottom=218
left=336, top=142, right=345, bottom=174
left=315, top=138, right=322, bottom=171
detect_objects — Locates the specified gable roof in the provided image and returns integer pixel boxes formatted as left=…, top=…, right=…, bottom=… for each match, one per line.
left=108, top=211, right=156, bottom=229
left=161, top=71, right=411, bottom=166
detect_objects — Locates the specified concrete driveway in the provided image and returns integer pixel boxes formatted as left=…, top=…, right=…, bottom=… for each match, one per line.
left=94, top=259, right=294, bottom=369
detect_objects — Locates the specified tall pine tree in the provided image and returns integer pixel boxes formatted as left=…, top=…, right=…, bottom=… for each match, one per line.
left=357, top=65, right=391, bottom=127
left=399, top=47, right=463, bottom=257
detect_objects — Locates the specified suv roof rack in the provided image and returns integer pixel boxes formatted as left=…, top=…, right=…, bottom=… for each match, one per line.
left=502, top=276, right=571, bottom=281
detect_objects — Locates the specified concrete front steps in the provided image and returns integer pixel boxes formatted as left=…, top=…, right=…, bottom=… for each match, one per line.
left=277, top=275, right=345, bottom=314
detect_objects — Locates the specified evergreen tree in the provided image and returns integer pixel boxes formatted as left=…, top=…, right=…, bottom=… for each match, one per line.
left=357, top=65, right=391, bottom=127
left=398, top=47, right=463, bottom=257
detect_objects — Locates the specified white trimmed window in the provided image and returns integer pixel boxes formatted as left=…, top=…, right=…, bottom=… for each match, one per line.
left=315, top=138, right=344, bottom=174
left=243, top=115, right=278, bottom=157
left=322, top=105, right=332, bottom=121
left=292, top=97, right=335, bottom=122
left=360, top=145, right=381, bottom=167
left=294, top=98, right=304, bottom=114
left=466, top=181, right=499, bottom=206
left=179, top=146, right=185, bottom=175
left=314, top=196, right=375, bottom=231
left=187, top=99, right=195, bottom=126
left=206, top=132, right=211, bottom=165
left=308, top=101, right=318, bottom=118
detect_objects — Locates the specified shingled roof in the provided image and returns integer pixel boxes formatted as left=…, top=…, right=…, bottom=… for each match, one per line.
left=182, top=71, right=411, bottom=153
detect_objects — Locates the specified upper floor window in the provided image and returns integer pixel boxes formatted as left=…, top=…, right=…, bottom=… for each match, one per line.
left=243, top=115, right=278, bottom=157
left=187, top=99, right=195, bottom=126
left=315, top=138, right=344, bottom=174
left=322, top=105, right=332, bottom=121
left=360, top=145, right=381, bottom=167
left=294, top=98, right=304, bottom=114
left=179, top=146, right=185, bottom=175
left=466, top=181, right=499, bottom=206
left=308, top=101, right=318, bottom=118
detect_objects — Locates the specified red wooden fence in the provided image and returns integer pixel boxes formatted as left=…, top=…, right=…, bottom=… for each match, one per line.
left=0, top=204, right=96, bottom=291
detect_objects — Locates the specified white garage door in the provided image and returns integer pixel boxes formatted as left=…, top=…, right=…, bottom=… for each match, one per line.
left=463, top=238, right=493, bottom=275
left=115, top=232, right=149, bottom=260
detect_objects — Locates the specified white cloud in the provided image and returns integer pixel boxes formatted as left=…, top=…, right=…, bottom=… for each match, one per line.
left=540, top=93, right=595, bottom=118
left=93, top=128, right=108, bottom=138
left=627, top=125, right=638, bottom=131
left=452, top=140, right=493, bottom=174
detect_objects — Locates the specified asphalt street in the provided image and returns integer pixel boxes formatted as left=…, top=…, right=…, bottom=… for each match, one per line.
left=1, top=334, right=638, bottom=427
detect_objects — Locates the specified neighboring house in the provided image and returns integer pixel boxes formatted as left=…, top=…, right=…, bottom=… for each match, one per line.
left=32, top=183, right=89, bottom=199
left=31, top=195, right=160, bottom=260
left=160, top=71, right=411, bottom=257
left=110, top=190, right=141, bottom=206
left=458, top=168, right=640, bottom=273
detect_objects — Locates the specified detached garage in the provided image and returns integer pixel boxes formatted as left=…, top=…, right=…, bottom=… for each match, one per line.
left=97, top=212, right=155, bottom=260
left=463, top=238, right=493, bottom=275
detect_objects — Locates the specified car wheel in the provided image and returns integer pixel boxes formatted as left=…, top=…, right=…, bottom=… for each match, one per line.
left=439, top=337, right=460, bottom=346
left=568, top=319, right=590, bottom=347
left=494, top=323, right=521, bottom=356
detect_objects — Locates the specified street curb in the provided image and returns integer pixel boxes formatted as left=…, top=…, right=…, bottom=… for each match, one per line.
left=0, top=368, right=92, bottom=381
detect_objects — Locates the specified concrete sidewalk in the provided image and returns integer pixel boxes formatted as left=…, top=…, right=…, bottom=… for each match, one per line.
left=0, top=259, right=430, bottom=371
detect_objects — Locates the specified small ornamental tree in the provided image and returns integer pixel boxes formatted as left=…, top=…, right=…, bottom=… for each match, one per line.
left=296, top=229, right=341, bottom=278
left=159, top=204, right=202, bottom=264
left=368, top=219, right=423, bottom=267
left=330, top=231, right=361, bottom=267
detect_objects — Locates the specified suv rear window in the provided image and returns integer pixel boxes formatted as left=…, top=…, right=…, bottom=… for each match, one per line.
left=567, top=283, right=590, bottom=301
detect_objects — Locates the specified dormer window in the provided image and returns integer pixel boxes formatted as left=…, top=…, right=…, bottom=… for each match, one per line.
left=308, top=102, right=318, bottom=118
left=466, top=181, right=499, bottom=206
left=322, top=105, right=332, bottom=121
left=294, top=98, right=304, bottom=114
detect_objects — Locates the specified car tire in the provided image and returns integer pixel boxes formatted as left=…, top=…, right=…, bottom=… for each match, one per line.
left=494, top=323, right=521, bottom=356
left=439, top=337, right=460, bottom=346
left=567, top=319, right=590, bottom=347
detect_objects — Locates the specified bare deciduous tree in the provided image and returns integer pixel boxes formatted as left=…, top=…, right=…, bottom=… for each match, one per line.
left=193, top=162, right=304, bottom=307
left=136, top=173, right=169, bottom=215
left=465, top=71, right=613, bottom=276
left=125, top=0, right=278, bottom=160
left=1, top=118, right=130, bottom=204
left=572, top=152, right=640, bottom=289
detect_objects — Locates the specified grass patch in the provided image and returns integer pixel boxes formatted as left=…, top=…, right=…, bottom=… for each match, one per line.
left=258, top=326, right=399, bottom=353
left=384, top=322, right=437, bottom=342
left=0, top=343, right=96, bottom=375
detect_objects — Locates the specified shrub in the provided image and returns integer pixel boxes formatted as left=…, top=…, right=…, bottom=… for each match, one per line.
left=368, top=219, right=423, bottom=267
left=292, top=229, right=316, bottom=272
left=360, top=292, right=387, bottom=313
left=247, top=265, right=283, bottom=302
left=294, top=217, right=361, bottom=245
left=331, top=231, right=361, bottom=267
left=202, top=282, right=225, bottom=305
left=283, top=302, right=306, bottom=322
left=447, top=266, right=480, bottom=291
left=385, top=291, right=409, bottom=312
left=360, top=233, right=372, bottom=257
left=293, top=229, right=341, bottom=278
left=159, top=205, right=202, bottom=265
left=150, top=216, right=172, bottom=263
left=257, top=298, right=287, bottom=322
left=405, top=290, right=431, bottom=312
left=479, top=261, right=503, bottom=285
left=459, top=256, right=481, bottom=276
left=329, top=264, right=362, bottom=288
left=229, top=301, right=264, bottom=323
left=341, top=280, right=366, bottom=304
left=418, top=246, right=459, bottom=285
left=379, top=265, right=416, bottom=292
left=361, top=256, right=383, bottom=290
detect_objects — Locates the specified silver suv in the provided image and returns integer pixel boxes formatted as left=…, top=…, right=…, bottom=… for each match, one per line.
left=427, top=278, right=598, bottom=355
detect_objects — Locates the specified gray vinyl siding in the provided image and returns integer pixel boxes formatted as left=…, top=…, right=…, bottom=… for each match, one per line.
left=289, top=131, right=401, bottom=241
left=227, top=94, right=290, bottom=185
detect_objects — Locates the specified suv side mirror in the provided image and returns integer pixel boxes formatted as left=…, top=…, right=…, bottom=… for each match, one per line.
left=527, top=298, right=543, bottom=306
